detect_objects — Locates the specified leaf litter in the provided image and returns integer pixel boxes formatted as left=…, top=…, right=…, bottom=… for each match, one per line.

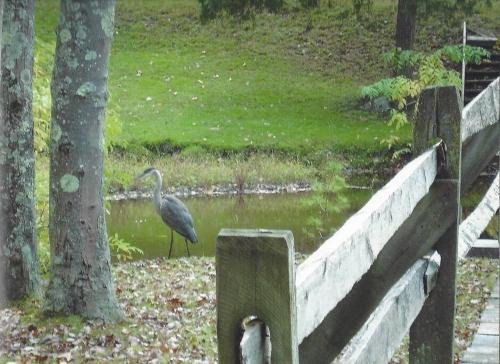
left=0, top=256, right=497, bottom=363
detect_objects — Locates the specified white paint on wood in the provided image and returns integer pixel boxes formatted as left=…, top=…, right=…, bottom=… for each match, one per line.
left=295, top=146, right=439, bottom=343
left=467, top=239, right=499, bottom=258
left=332, top=257, right=435, bottom=364
left=240, top=318, right=271, bottom=364
left=424, top=250, right=441, bottom=294
left=459, top=173, right=499, bottom=258
left=461, top=77, right=500, bottom=142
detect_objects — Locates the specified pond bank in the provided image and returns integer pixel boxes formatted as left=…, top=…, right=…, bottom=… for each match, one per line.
left=107, top=182, right=312, bottom=201
left=107, top=182, right=375, bottom=201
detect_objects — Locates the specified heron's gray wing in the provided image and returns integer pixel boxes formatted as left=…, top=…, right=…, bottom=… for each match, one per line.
left=161, top=195, right=197, bottom=243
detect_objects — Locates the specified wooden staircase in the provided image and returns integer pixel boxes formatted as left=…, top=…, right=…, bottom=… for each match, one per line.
left=464, top=30, right=500, bottom=105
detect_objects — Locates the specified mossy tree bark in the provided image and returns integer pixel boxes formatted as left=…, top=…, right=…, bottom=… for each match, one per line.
left=0, top=0, right=40, bottom=305
left=44, top=0, right=123, bottom=321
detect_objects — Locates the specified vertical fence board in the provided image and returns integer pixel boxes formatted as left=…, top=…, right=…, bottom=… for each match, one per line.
left=217, top=229, right=298, bottom=364
left=409, top=86, right=462, bottom=364
left=414, top=87, right=437, bottom=156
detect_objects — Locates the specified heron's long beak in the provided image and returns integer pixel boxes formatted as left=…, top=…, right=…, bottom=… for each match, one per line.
left=135, top=168, right=155, bottom=182
left=134, top=171, right=149, bottom=183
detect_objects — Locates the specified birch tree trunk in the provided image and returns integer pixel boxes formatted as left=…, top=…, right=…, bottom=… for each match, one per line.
left=0, top=0, right=40, bottom=304
left=44, top=0, right=123, bottom=321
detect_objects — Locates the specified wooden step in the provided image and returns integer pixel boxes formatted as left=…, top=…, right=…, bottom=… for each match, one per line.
left=466, top=239, right=499, bottom=259
left=465, top=89, right=482, bottom=97
left=467, top=35, right=497, bottom=48
left=465, top=79, right=497, bottom=86
left=467, top=61, right=500, bottom=70
left=467, top=69, right=500, bottom=77
left=461, top=279, right=499, bottom=364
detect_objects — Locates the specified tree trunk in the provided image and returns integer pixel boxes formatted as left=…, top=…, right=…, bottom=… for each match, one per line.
left=44, top=0, right=123, bottom=321
left=0, top=0, right=40, bottom=305
left=395, top=0, right=417, bottom=51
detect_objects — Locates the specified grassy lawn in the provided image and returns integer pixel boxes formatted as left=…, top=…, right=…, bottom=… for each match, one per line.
left=34, top=0, right=499, bottom=157
left=35, top=0, right=414, bottom=155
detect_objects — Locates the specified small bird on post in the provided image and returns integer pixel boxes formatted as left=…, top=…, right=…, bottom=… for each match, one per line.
left=136, top=167, right=198, bottom=258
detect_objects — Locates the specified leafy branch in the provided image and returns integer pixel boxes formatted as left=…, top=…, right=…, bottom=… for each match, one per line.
left=361, top=45, right=489, bottom=149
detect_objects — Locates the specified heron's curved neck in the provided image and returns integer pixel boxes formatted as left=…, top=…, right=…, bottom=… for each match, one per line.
left=152, top=170, right=163, bottom=212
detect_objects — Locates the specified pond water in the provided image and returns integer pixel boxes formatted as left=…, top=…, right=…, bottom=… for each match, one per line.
left=107, top=189, right=373, bottom=261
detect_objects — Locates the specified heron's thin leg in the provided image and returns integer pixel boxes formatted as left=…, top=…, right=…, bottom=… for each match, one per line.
left=185, top=239, right=191, bottom=257
left=168, top=229, right=174, bottom=259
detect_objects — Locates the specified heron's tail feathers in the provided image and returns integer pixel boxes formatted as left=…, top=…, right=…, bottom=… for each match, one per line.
left=188, top=228, right=198, bottom=244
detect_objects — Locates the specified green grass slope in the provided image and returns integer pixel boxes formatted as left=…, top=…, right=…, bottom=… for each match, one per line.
left=35, top=0, right=498, bottom=155
left=34, top=0, right=402, bottom=155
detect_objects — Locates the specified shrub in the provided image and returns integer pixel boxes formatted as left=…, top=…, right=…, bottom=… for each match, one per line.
left=109, top=233, right=144, bottom=262
left=302, top=161, right=349, bottom=241
left=33, top=40, right=54, bottom=155
left=361, top=45, right=489, bottom=149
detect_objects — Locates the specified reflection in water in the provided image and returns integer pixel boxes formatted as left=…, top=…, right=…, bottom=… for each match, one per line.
left=107, top=190, right=372, bottom=261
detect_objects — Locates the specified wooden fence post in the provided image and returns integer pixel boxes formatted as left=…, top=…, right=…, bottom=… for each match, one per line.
left=216, top=229, right=299, bottom=364
left=409, top=86, right=462, bottom=363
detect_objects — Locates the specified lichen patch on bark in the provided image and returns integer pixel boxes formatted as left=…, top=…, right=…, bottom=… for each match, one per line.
left=76, top=81, right=96, bottom=97
left=84, top=50, right=96, bottom=61
left=59, top=28, right=71, bottom=43
left=59, top=174, right=79, bottom=193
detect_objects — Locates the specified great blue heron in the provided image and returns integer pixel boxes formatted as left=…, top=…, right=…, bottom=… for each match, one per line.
left=136, top=167, right=198, bottom=258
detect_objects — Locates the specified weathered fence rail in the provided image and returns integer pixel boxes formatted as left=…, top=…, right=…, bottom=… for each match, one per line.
left=216, top=77, right=499, bottom=364
left=459, top=173, right=499, bottom=258
left=296, top=145, right=438, bottom=344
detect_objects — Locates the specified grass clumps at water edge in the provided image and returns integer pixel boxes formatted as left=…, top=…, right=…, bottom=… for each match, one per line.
left=105, top=152, right=318, bottom=193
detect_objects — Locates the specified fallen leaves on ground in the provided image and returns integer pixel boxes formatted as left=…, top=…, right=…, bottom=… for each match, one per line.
left=390, top=257, right=498, bottom=364
left=0, top=257, right=497, bottom=363
left=1, top=257, right=217, bottom=363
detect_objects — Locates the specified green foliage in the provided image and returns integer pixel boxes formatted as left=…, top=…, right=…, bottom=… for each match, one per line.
left=302, top=161, right=349, bottom=240
left=104, top=107, right=125, bottom=153
left=33, top=40, right=54, bottom=155
left=382, top=48, right=423, bottom=74
left=362, top=44, right=489, bottom=150
left=36, top=201, right=50, bottom=275
left=418, top=53, right=461, bottom=88
left=436, top=44, right=490, bottom=65
left=383, top=45, right=489, bottom=75
left=199, top=0, right=283, bottom=19
left=108, top=233, right=144, bottom=262
left=361, top=77, right=419, bottom=109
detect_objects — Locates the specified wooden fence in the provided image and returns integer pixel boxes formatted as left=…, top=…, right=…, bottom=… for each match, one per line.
left=216, top=78, right=500, bottom=364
